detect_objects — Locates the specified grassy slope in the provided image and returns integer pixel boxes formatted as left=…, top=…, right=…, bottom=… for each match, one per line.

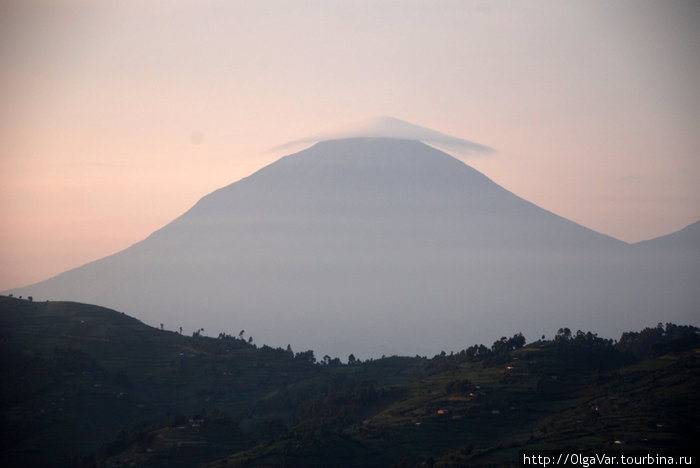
left=1, top=295, right=698, bottom=467
left=211, top=343, right=699, bottom=467
left=0, top=296, right=429, bottom=467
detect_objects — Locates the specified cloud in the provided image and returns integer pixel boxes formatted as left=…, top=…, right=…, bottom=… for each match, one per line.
left=268, top=116, right=494, bottom=155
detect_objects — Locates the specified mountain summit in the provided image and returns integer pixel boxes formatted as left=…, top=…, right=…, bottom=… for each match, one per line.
left=9, top=138, right=698, bottom=357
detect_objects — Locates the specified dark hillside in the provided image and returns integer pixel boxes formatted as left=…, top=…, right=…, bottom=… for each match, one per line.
left=1, top=295, right=698, bottom=467
left=0, top=296, right=428, bottom=466
left=208, top=331, right=699, bottom=467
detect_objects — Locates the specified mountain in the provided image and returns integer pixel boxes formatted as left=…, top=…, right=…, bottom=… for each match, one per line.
left=7, top=136, right=699, bottom=358
left=635, top=220, right=700, bottom=250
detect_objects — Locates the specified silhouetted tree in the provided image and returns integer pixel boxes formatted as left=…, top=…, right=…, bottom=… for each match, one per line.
left=508, top=332, right=526, bottom=349
left=295, top=349, right=316, bottom=364
left=554, top=329, right=618, bottom=367
left=556, top=328, right=572, bottom=341
left=617, top=323, right=699, bottom=358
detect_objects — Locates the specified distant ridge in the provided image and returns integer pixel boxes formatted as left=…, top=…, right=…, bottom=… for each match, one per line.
left=7, top=136, right=698, bottom=358
left=634, top=220, right=700, bottom=250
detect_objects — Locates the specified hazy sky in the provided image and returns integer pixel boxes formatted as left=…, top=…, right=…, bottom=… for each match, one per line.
left=1, top=0, right=699, bottom=291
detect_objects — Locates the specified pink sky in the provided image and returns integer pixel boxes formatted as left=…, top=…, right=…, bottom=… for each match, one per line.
left=1, top=0, right=699, bottom=291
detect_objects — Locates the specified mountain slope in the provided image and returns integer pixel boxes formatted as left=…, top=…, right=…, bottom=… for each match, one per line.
left=635, top=220, right=700, bottom=250
left=8, top=138, right=698, bottom=357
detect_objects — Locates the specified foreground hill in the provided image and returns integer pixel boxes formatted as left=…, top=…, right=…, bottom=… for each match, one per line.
left=0, top=296, right=425, bottom=467
left=1, top=295, right=697, bottom=467
left=7, top=137, right=699, bottom=357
